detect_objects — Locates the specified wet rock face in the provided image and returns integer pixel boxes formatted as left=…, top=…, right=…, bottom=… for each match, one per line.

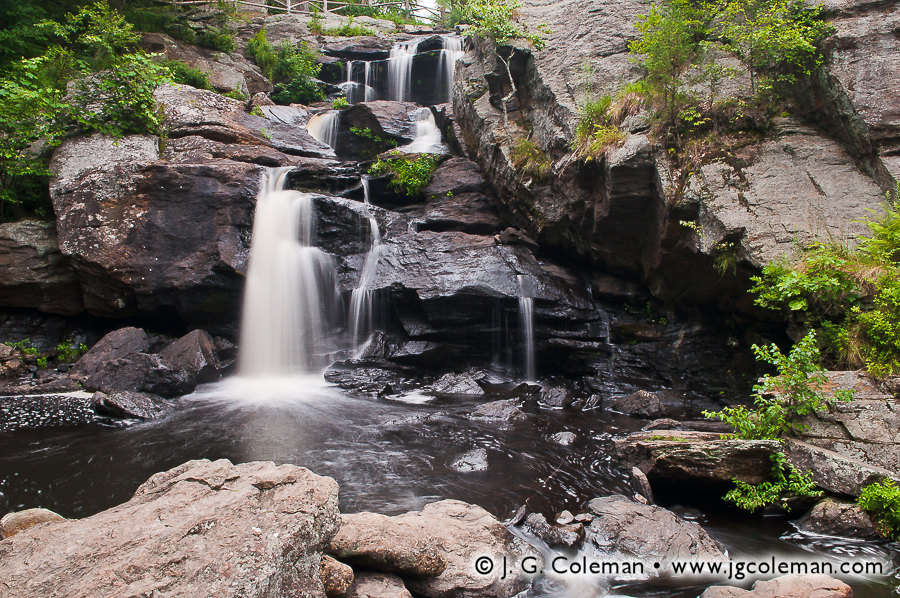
left=0, top=459, right=341, bottom=598
left=795, top=497, right=879, bottom=540
left=0, top=220, right=82, bottom=316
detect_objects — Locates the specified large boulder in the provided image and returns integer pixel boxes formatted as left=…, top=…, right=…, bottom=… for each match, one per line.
left=0, top=459, right=341, bottom=598
left=91, top=391, right=173, bottom=420
left=700, top=574, right=854, bottom=598
left=795, top=497, right=879, bottom=540
left=71, top=327, right=150, bottom=380
left=0, top=220, right=82, bottom=315
left=335, top=101, right=420, bottom=159
left=583, top=495, right=727, bottom=575
left=330, top=500, right=537, bottom=598
left=82, top=353, right=196, bottom=398
left=160, top=329, right=223, bottom=384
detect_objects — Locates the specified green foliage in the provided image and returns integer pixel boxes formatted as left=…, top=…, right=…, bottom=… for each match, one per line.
left=511, top=138, right=551, bottom=181
left=55, top=338, right=88, bottom=363
left=466, top=0, right=548, bottom=49
left=321, top=18, right=376, bottom=37
left=0, top=2, right=169, bottom=220
left=704, top=331, right=854, bottom=439
left=247, top=29, right=322, bottom=105
left=223, top=89, right=247, bottom=101
left=197, top=26, right=235, bottom=53
left=858, top=479, right=900, bottom=540
left=437, top=0, right=472, bottom=28
left=160, top=60, right=212, bottom=90
left=369, top=152, right=440, bottom=198
left=6, top=338, right=39, bottom=355
left=713, top=240, right=740, bottom=276
left=332, top=96, right=350, bottom=110
left=725, top=452, right=822, bottom=511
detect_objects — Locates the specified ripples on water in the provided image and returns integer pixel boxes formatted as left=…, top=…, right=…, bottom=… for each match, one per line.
left=0, top=376, right=897, bottom=597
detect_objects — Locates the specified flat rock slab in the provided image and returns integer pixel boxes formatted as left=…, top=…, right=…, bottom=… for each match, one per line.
left=784, top=438, right=894, bottom=497
left=615, top=430, right=780, bottom=485
left=0, top=459, right=341, bottom=598
left=91, top=391, right=173, bottom=420
left=346, top=572, right=412, bottom=598
left=700, top=574, right=853, bottom=597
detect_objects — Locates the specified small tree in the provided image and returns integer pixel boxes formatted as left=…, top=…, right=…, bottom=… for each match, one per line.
left=466, top=0, right=548, bottom=134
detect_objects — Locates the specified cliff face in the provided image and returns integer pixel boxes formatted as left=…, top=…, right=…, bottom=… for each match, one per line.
left=452, top=0, right=898, bottom=306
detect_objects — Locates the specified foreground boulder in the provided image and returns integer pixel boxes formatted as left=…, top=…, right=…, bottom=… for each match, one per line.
left=0, top=459, right=341, bottom=598
left=82, top=352, right=195, bottom=398
left=0, top=508, right=66, bottom=539
left=700, top=574, right=853, bottom=598
left=330, top=500, right=536, bottom=598
left=584, top=495, right=727, bottom=575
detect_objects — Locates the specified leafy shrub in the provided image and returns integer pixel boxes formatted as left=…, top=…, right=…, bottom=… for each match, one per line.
left=511, top=138, right=551, bottom=181
left=369, top=152, right=440, bottom=198
left=726, top=452, right=822, bottom=512
left=858, top=479, right=900, bottom=540
left=703, top=331, right=854, bottom=440
left=571, top=94, right=627, bottom=160
left=466, top=0, right=548, bottom=49
left=223, top=89, right=247, bottom=101
left=55, top=339, right=89, bottom=363
left=161, top=60, right=212, bottom=90
left=332, top=96, right=350, bottom=110
left=198, top=27, right=235, bottom=53
left=247, top=29, right=323, bottom=105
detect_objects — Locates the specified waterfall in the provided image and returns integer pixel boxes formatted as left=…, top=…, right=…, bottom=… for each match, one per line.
left=239, top=168, right=338, bottom=375
left=307, top=111, right=339, bottom=148
left=438, top=36, right=465, bottom=103
left=340, top=60, right=358, bottom=103
left=399, top=107, right=444, bottom=154
left=517, top=274, right=536, bottom=381
left=348, top=176, right=384, bottom=350
left=363, top=61, right=375, bottom=102
left=388, top=39, right=421, bottom=102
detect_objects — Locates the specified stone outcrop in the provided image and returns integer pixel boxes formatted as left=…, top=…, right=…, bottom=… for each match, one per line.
left=160, top=329, right=224, bottom=384
left=345, top=572, right=413, bottom=598
left=700, top=574, right=854, bottom=598
left=0, top=220, right=82, bottom=315
left=453, top=0, right=897, bottom=308
left=615, top=430, right=781, bottom=487
left=0, top=459, right=341, bottom=598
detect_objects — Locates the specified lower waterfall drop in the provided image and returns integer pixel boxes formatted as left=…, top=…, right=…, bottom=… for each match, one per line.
left=239, top=167, right=338, bottom=375
left=348, top=176, right=384, bottom=351
left=400, top=108, right=444, bottom=154
left=517, top=274, right=536, bottom=381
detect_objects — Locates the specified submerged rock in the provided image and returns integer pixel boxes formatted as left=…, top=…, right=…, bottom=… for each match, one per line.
left=700, top=574, right=854, bottom=598
left=470, top=399, right=527, bottom=422
left=0, top=459, right=341, bottom=598
left=450, top=448, right=489, bottom=472
left=91, top=391, right=173, bottom=420
left=795, top=497, right=879, bottom=540
left=0, top=508, right=66, bottom=540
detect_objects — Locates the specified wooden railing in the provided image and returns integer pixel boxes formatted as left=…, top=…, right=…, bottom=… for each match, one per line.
left=171, top=0, right=442, bottom=22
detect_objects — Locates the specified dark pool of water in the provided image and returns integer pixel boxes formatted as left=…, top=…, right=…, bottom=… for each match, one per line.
left=0, top=376, right=897, bottom=597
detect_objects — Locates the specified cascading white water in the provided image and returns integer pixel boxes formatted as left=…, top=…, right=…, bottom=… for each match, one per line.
left=239, top=167, right=338, bottom=375
left=388, top=39, right=421, bottom=102
left=307, top=111, right=340, bottom=148
left=399, top=107, right=444, bottom=154
left=438, top=36, right=465, bottom=103
left=363, top=61, right=375, bottom=102
left=517, top=274, right=536, bottom=381
left=348, top=176, right=383, bottom=350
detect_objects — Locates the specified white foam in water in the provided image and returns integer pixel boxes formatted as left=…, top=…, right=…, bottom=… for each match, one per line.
left=399, top=108, right=445, bottom=154
left=307, top=111, right=340, bottom=148
left=239, top=167, right=338, bottom=376
left=348, top=176, right=384, bottom=350
left=388, top=38, right=421, bottom=101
